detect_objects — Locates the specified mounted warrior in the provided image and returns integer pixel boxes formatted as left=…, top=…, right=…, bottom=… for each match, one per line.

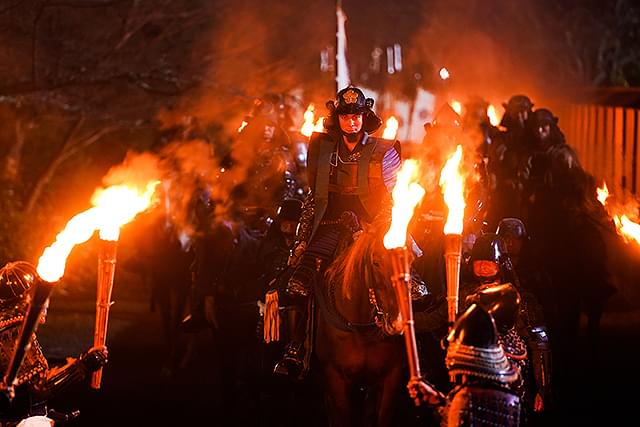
left=271, top=86, right=426, bottom=378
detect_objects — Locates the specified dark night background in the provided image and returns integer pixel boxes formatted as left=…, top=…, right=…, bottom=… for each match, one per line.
left=0, top=0, right=639, bottom=425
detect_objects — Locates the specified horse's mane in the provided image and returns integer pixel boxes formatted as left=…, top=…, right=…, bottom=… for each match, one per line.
left=325, top=226, right=393, bottom=302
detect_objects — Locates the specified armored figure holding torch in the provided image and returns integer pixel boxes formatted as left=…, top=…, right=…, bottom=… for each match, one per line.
left=0, top=262, right=107, bottom=424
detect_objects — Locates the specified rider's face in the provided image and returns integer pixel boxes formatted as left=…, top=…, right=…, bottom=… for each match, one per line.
left=263, top=125, right=275, bottom=141
left=502, top=236, right=523, bottom=257
left=339, top=114, right=363, bottom=134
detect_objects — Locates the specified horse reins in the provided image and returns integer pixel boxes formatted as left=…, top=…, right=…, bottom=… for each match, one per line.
left=314, top=273, right=389, bottom=334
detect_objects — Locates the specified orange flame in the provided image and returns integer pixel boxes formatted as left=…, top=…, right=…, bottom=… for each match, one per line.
left=237, top=120, right=248, bottom=133
left=36, top=181, right=159, bottom=283
left=439, top=145, right=465, bottom=235
left=487, top=104, right=500, bottom=127
left=300, top=104, right=316, bottom=137
left=614, top=215, right=640, bottom=245
left=595, top=181, right=640, bottom=244
left=439, top=67, right=450, bottom=80
left=383, top=160, right=425, bottom=250
left=382, top=116, right=399, bottom=140
left=450, top=100, right=462, bottom=116
left=314, top=116, right=325, bottom=133
left=597, top=181, right=609, bottom=206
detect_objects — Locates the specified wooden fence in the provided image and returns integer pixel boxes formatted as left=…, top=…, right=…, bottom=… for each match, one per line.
left=564, top=104, right=639, bottom=196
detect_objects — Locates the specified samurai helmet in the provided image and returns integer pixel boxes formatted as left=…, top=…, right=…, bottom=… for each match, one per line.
left=0, top=261, right=38, bottom=304
left=324, top=86, right=382, bottom=134
left=445, top=304, right=519, bottom=383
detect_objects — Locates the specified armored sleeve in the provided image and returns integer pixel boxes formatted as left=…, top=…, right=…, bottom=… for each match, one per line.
left=371, top=142, right=401, bottom=229
left=31, top=347, right=108, bottom=401
left=294, top=190, right=315, bottom=245
left=382, top=141, right=402, bottom=192
left=526, top=326, right=552, bottom=401
left=515, top=291, right=552, bottom=400
left=31, top=359, right=85, bottom=401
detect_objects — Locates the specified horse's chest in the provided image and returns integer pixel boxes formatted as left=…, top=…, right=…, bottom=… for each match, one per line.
left=318, top=326, right=402, bottom=374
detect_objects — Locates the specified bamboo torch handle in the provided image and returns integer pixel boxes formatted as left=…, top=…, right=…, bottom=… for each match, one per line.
left=91, top=240, right=118, bottom=389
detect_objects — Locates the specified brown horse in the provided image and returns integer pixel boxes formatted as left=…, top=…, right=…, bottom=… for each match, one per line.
left=315, top=226, right=406, bottom=427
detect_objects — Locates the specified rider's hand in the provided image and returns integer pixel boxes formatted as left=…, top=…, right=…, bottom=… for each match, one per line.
left=288, top=241, right=307, bottom=267
left=407, top=378, right=445, bottom=407
left=79, top=345, right=108, bottom=373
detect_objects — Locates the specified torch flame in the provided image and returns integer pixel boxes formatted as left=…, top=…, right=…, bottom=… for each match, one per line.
left=615, top=215, right=640, bottom=245
left=487, top=104, right=500, bottom=127
left=300, top=104, right=316, bottom=137
left=314, top=117, right=325, bottom=133
left=383, top=160, right=425, bottom=250
left=439, top=67, right=450, bottom=80
left=450, top=100, right=462, bottom=116
left=382, top=116, right=399, bottom=140
left=597, top=181, right=609, bottom=206
left=593, top=181, right=640, bottom=245
left=439, top=145, right=465, bottom=235
left=36, top=181, right=159, bottom=283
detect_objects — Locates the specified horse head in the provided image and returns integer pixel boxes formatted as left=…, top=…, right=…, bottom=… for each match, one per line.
left=324, top=225, right=403, bottom=336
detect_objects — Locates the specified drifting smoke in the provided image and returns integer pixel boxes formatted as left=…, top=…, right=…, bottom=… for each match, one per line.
left=98, top=118, right=290, bottom=242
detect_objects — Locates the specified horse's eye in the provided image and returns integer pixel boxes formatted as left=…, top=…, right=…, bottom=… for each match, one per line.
left=372, top=261, right=381, bottom=267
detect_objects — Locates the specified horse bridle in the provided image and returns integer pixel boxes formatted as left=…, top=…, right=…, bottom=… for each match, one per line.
left=315, top=273, right=396, bottom=336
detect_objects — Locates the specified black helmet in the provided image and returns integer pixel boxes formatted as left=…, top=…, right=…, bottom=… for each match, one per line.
left=428, top=103, right=461, bottom=129
left=335, top=87, right=371, bottom=115
left=470, top=233, right=502, bottom=264
left=469, top=234, right=502, bottom=283
left=496, top=218, right=527, bottom=240
left=532, top=108, right=558, bottom=126
left=276, top=198, right=303, bottom=222
left=0, top=261, right=38, bottom=303
left=445, top=304, right=518, bottom=383
left=503, top=95, right=533, bottom=113
left=466, top=283, right=521, bottom=333
left=500, top=95, right=533, bottom=129
left=324, top=86, right=382, bottom=134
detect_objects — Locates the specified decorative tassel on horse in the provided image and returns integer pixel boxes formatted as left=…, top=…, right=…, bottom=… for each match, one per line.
left=263, top=289, right=280, bottom=343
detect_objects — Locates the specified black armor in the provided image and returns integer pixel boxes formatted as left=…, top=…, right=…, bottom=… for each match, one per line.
left=273, top=87, right=406, bottom=378
left=0, top=262, right=107, bottom=423
left=496, top=218, right=554, bottom=414
left=442, top=304, right=521, bottom=426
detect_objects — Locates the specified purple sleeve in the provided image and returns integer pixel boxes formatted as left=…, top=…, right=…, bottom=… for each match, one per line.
left=382, top=145, right=401, bottom=192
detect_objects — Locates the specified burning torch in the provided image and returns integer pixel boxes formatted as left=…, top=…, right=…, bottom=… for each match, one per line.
left=0, top=180, right=158, bottom=398
left=90, top=182, right=158, bottom=389
left=439, top=145, right=465, bottom=325
left=383, top=160, right=426, bottom=401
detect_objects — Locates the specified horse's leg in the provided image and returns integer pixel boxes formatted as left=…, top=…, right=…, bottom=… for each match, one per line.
left=154, top=276, right=176, bottom=378
left=324, top=366, right=354, bottom=427
left=373, top=364, right=403, bottom=427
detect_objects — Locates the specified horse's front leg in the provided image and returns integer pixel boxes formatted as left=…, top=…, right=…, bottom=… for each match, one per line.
left=374, top=364, right=403, bottom=427
left=324, top=365, right=354, bottom=427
